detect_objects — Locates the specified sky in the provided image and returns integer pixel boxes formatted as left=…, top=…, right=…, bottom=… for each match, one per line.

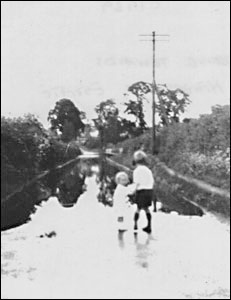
left=1, top=1, right=230, bottom=127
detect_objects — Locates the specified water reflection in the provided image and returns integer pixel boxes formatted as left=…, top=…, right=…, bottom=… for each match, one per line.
left=117, top=229, right=155, bottom=270
left=55, top=160, right=117, bottom=208
left=52, top=161, right=92, bottom=207
left=134, top=232, right=153, bottom=269
left=117, top=229, right=130, bottom=249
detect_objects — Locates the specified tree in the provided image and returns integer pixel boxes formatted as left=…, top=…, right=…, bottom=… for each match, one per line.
left=95, top=99, right=119, bottom=122
left=48, top=99, right=85, bottom=142
left=93, top=99, right=139, bottom=144
left=117, top=118, right=137, bottom=139
left=1, top=114, right=48, bottom=180
left=126, top=81, right=191, bottom=128
left=125, top=81, right=152, bottom=134
left=94, top=99, right=120, bottom=145
left=124, top=99, right=146, bottom=134
left=156, top=85, right=191, bottom=126
left=128, top=81, right=152, bottom=97
left=79, top=111, right=87, bottom=122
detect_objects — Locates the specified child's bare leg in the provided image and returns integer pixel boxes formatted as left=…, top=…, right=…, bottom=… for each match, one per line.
left=134, top=208, right=140, bottom=231
left=153, top=193, right=157, bottom=212
left=143, top=208, right=152, bottom=233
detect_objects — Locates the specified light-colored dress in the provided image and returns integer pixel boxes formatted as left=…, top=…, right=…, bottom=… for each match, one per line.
left=113, top=184, right=135, bottom=230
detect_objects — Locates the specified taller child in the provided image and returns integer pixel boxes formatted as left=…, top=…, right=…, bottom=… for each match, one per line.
left=132, top=150, right=154, bottom=233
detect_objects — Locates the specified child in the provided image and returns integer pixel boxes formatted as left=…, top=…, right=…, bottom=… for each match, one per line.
left=113, top=172, right=134, bottom=231
left=132, top=150, right=154, bottom=234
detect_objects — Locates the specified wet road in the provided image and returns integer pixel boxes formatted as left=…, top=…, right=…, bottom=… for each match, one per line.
left=1, top=176, right=230, bottom=299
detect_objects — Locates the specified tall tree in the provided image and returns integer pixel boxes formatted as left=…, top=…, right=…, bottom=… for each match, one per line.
left=94, top=99, right=120, bottom=145
left=156, top=84, right=191, bottom=126
left=48, top=99, right=85, bottom=142
left=93, top=99, right=136, bottom=144
left=126, top=81, right=191, bottom=128
left=125, top=81, right=152, bottom=133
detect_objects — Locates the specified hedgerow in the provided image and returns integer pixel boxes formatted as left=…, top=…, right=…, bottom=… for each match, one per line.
left=1, top=114, right=82, bottom=229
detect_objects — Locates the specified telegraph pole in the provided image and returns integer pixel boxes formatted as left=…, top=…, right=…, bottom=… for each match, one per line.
left=139, top=32, right=169, bottom=155
left=152, top=31, right=156, bottom=155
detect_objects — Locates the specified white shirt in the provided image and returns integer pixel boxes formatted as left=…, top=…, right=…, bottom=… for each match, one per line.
left=133, top=165, right=154, bottom=190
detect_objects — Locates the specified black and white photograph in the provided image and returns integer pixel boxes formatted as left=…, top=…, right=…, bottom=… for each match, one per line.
left=1, top=1, right=230, bottom=299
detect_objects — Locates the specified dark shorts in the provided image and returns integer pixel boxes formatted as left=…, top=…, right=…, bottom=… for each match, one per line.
left=135, top=190, right=153, bottom=210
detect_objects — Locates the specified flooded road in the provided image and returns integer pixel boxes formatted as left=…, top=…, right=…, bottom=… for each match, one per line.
left=1, top=176, right=230, bottom=299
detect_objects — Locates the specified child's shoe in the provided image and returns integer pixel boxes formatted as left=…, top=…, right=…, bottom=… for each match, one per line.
left=142, top=226, right=151, bottom=234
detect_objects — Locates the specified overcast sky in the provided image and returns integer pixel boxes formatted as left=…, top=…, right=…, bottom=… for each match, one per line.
left=1, top=1, right=230, bottom=127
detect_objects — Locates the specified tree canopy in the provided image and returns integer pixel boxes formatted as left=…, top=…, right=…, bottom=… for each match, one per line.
left=93, top=99, right=120, bottom=145
left=48, top=99, right=85, bottom=142
left=156, top=84, right=191, bottom=125
left=126, top=81, right=152, bottom=133
left=127, top=81, right=191, bottom=128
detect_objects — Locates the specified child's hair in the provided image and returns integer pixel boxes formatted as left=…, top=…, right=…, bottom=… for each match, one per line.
left=115, top=171, right=129, bottom=185
left=133, top=150, right=148, bottom=165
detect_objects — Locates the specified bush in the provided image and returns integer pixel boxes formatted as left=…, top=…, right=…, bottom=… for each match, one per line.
left=1, top=115, right=48, bottom=196
left=1, top=115, right=83, bottom=229
left=158, top=105, right=230, bottom=162
left=156, top=105, right=230, bottom=190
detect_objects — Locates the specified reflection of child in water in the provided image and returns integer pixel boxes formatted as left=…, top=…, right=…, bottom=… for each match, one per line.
left=113, top=172, right=135, bottom=231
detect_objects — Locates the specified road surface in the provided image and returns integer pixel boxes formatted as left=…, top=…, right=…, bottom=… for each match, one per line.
left=1, top=175, right=230, bottom=299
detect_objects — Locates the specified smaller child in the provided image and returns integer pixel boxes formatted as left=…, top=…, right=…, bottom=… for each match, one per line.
left=113, top=172, right=135, bottom=231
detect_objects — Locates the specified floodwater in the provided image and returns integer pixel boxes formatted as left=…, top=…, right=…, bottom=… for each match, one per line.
left=1, top=175, right=230, bottom=299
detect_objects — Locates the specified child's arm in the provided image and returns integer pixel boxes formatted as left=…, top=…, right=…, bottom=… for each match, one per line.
left=126, top=183, right=137, bottom=195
